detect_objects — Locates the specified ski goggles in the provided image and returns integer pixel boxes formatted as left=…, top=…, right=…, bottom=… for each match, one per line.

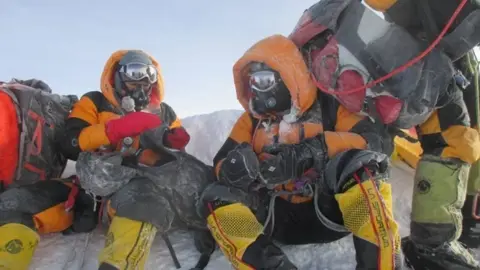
left=118, top=62, right=158, bottom=84
left=248, top=70, right=281, bottom=92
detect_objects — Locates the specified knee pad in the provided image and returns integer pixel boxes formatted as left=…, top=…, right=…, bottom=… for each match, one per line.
left=109, top=178, right=175, bottom=232
left=324, top=149, right=389, bottom=194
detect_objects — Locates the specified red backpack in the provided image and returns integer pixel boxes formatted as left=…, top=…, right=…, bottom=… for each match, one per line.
left=0, top=79, right=78, bottom=191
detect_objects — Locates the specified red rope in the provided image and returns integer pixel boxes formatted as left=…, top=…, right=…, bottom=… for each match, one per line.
left=314, top=0, right=469, bottom=96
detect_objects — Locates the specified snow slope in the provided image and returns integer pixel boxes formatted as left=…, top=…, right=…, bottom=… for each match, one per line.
left=30, top=109, right=479, bottom=270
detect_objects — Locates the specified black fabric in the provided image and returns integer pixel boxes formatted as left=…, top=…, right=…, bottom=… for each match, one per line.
left=213, top=137, right=242, bottom=169
left=456, top=51, right=479, bottom=128
left=402, top=236, right=480, bottom=270
left=0, top=180, right=70, bottom=228
left=460, top=194, right=480, bottom=248
left=353, top=235, right=403, bottom=270
left=270, top=198, right=349, bottom=245
left=109, top=177, right=175, bottom=232
left=242, top=234, right=298, bottom=270
left=153, top=102, right=178, bottom=127
left=324, top=149, right=388, bottom=194
left=418, top=133, right=447, bottom=157
left=218, top=142, right=260, bottom=191
left=260, top=135, right=327, bottom=187
left=437, top=87, right=471, bottom=130
left=68, top=187, right=99, bottom=234
left=60, top=117, right=90, bottom=160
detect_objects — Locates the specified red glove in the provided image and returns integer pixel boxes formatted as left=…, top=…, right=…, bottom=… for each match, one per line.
left=105, top=112, right=162, bottom=144
left=163, top=127, right=190, bottom=150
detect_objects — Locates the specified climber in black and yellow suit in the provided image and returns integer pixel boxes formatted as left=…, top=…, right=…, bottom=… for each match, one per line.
left=197, top=34, right=403, bottom=269
left=364, top=1, right=480, bottom=268
left=0, top=49, right=191, bottom=270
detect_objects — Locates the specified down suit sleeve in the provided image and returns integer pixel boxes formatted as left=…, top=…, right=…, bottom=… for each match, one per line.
left=61, top=92, right=113, bottom=160
left=212, top=112, right=254, bottom=178
left=325, top=105, right=392, bottom=157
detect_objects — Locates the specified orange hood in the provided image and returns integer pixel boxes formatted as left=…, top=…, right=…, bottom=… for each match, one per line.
left=100, top=50, right=165, bottom=109
left=233, top=34, right=317, bottom=118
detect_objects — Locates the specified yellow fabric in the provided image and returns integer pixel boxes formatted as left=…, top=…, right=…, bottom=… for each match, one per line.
left=98, top=216, right=157, bottom=270
left=0, top=223, right=39, bottom=270
left=206, top=203, right=263, bottom=270
left=335, top=180, right=400, bottom=270
left=393, top=135, right=423, bottom=169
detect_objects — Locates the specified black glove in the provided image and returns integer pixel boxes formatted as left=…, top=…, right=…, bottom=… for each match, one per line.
left=218, top=142, right=260, bottom=191
left=260, top=134, right=327, bottom=187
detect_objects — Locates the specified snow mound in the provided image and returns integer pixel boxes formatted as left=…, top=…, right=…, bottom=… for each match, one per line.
left=30, top=109, right=478, bottom=269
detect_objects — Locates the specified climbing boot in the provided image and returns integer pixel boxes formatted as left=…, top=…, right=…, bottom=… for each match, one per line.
left=0, top=223, right=39, bottom=270
left=206, top=201, right=296, bottom=269
left=98, top=216, right=157, bottom=270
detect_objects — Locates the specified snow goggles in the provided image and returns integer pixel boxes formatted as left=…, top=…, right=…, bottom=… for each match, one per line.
left=248, top=70, right=281, bottom=92
left=118, top=62, right=158, bottom=84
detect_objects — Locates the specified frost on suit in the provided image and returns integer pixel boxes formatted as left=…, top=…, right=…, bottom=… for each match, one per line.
left=75, top=127, right=215, bottom=232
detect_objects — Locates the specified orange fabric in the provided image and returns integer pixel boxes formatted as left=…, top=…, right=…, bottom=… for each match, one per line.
left=229, top=112, right=254, bottom=144
left=100, top=50, right=164, bottom=108
left=233, top=35, right=317, bottom=117
left=364, top=0, right=397, bottom=12
left=322, top=105, right=369, bottom=157
left=69, top=96, right=101, bottom=124
left=169, top=117, right=183, bottom=129
left=220, top=35, right=370, bottom=203
left=335, top=105, right=364, bottom=132
left=419, top=111, right=480, bottom=164
left=79, top=124, right=111, bottom=151
left=0, top=91, right=19, bottom=186
left=33, top=203, right=74, bottom=234
left=138, top=149, right=160, bottom=166
left=324, top=131, right=367, bottom=157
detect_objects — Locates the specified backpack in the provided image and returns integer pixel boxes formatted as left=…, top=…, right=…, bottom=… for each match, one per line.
left=0, top=79, right=78, bottom=192
left=289, top=0, right=467, bottom=129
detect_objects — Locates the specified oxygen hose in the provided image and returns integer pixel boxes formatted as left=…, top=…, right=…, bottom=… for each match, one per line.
left=314, top=0, right=470, bottom=96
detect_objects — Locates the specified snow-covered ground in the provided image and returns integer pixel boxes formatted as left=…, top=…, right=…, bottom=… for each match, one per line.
left=30, top=109, right=479, bottom=269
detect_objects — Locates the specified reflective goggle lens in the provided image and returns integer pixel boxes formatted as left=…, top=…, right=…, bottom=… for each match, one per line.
left=249, top=70, right=279, bottom=92
left=120, top=62, right=158, bottom=84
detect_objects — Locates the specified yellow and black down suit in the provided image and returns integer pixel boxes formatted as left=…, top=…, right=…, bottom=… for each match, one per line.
left=362, top=0, right=480, bottom=264
left=358, top=0, right=480, bottom=268
left=197, top=35, right=403, bottom=270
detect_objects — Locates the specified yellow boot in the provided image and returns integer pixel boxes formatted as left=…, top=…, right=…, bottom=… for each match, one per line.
left=0, top=223, right=40, bottom=270
left=206, top=202, right=296, bottom=269
left=98, top=216, right=157, bottom=270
